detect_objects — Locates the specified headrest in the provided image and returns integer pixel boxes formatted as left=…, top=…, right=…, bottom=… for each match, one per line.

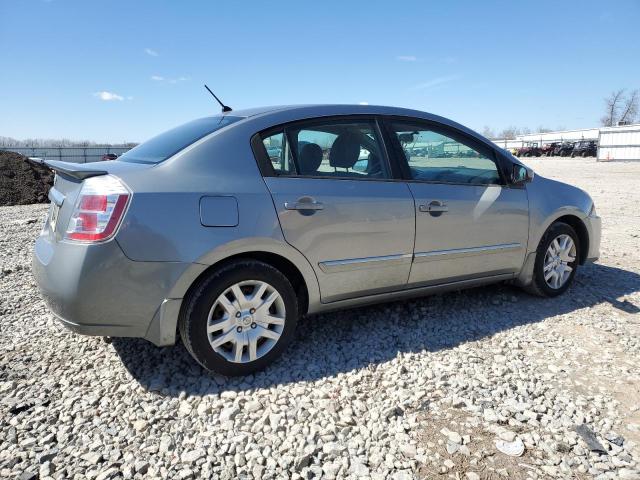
left=329, top=132, right=361, bottom=169
left=298, top=143, right=323, bottom=174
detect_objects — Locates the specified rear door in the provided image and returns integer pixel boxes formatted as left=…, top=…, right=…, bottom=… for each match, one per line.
left=384, top=118, right=529, bottom=286
left=254, top=117, right=415, bottom=303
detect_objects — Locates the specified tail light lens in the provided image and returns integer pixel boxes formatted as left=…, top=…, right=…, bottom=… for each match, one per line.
left=64, top=175, right=130, bottom=242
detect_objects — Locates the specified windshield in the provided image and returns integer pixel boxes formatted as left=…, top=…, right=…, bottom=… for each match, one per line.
left=118, top=116, right=242, bottom=164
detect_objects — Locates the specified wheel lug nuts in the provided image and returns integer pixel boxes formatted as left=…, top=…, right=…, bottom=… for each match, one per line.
left=235, top=312, right=241, bottom=318
left=236, top=326, right=242, bottom=332
left=251, top=323, right=256, bottom=329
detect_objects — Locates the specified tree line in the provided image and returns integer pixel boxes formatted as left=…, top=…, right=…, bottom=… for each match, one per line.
left=481, top=125, right=566, bottom=140
left=482, top=88, right=638, bottom=140
left=4, top=89, right=637, bottom=145
left=0, top=136, right=138, bottom=148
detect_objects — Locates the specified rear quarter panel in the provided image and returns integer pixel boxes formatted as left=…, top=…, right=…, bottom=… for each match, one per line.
left=113, top=121, right=321, bottom=306
left=115, top=124, right=279, bottom=263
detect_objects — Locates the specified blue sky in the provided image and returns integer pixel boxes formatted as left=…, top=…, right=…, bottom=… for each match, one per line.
left=1, top=0, right=639, bottom=143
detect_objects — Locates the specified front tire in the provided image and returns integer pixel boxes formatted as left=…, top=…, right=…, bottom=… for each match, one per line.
left=179, top=260, right=299, bottom=376
left=525, top=222, right=580, bottom=297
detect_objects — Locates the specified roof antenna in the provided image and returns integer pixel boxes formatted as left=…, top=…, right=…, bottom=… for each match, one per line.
left=204, top=84, right=232, bottom=113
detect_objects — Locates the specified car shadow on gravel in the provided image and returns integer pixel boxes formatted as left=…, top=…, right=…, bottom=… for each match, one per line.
left=112, top=262, right=640, bottom=395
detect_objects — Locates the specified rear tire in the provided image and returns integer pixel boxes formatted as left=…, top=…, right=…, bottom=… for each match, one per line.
left=524, top=222, right=580, bottom=297
left=179, top=259, right=299, bottom=376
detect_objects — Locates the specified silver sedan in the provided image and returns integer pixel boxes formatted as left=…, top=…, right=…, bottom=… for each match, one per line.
left=33, top=105, right=601, bottom=375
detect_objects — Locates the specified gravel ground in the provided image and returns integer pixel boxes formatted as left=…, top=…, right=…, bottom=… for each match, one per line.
left=1, top=158, right=639, bottom=480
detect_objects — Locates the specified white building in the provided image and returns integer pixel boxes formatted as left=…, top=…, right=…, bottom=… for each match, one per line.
left=492, top=124, right=640, bottom=161
left=598, top=124, right=640, bottom=161
left=492, top=128, right=599, bottom=150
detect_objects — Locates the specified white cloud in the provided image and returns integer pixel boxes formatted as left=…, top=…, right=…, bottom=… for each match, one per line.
left=144, top=48, right=159, bottom=57
left=93, top=91, right=124, bottom=101
left=412, top=75, right=461, bottom=90
left=152, top=75, right=190, bottom=84
left=443, top=56, right=458, bottom=64
left=397, top=55, right=417, bottom=62
left=359, top=101, right=369, bottom=105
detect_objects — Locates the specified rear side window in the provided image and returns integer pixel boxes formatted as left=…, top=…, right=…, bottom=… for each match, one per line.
left=262, top=131, right=296, bottom=175
left=118, top=116, right=242, bottom=164
left=259, top=119, right=390, bottom=180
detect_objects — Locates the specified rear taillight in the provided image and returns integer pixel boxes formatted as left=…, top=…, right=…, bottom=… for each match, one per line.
left=64, top=175, right=130, bottom=242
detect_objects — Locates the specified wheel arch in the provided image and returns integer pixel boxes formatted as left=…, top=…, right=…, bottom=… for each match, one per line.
left=550, top=214, right=589, bottom=265
left=144, top=245, right=319, bottom=347
left=516, top=211, right=590, bottom=289
left=181, top=251, right=311, bottom=318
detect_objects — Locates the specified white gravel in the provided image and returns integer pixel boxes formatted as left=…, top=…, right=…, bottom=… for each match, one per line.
left=1, top=158, right=639, bottom=480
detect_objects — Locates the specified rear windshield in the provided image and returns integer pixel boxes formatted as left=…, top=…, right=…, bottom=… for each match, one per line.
left=118, top=116, right=242, bottom=164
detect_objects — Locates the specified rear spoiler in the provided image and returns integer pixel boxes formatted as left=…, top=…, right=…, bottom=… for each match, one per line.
left=44, top=160, right=108, bottom=180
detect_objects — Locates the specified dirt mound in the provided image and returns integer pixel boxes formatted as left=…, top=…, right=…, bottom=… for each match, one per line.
left=0, top=150, right=54, bottom=206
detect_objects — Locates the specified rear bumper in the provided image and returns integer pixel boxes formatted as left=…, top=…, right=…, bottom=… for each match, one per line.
left=32, top=230, right=190, bottom=345
left=50, top=310, right=146, bottom=338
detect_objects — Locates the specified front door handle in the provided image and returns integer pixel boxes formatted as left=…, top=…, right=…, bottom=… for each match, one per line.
left=419, top=201, right=448, bottom=216
left=284, top=199, right=324, bottom=211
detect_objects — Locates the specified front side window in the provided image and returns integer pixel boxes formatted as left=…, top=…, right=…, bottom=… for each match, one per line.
left=391, top=123, right=501, bottom=185
left=261, top=120, right=390, bottom=179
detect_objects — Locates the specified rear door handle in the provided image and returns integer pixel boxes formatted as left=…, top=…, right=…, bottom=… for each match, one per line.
left=419, top=201, right=448, bottom=215
left=284, top=200, right=324, bottom=211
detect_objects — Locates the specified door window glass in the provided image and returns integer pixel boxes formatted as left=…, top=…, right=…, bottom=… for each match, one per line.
left=262, top=120, right=390, bottom=179
left=391, top=123, right=501, bottom=185
left=262, top=131, right=296, bottom=175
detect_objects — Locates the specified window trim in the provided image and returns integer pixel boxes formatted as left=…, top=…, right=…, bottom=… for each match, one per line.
left=379, top=116, right=509, bottom=187
left=251, top=115, right=397, bottom=182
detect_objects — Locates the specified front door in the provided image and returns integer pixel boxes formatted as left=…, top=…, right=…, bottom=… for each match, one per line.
left=386, top=120, right=529, bottom=286
left=259, top=118, right=415, bottom=302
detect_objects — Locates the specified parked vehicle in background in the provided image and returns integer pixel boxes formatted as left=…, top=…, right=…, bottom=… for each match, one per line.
left=33, top=104, right=601, bottom=376
left=515, top=142, right=542, bottom=157
left=266, top=146, right=282, bottom=161
left=541, top=142, right=560, bottom=156
left=101, top=153, right=118, bottom=161
left=571, top=140, right=598, bottom=158
left=553, top=142, right=575, bottom=157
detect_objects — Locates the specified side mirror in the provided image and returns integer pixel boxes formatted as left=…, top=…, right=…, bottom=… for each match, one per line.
left=511, top=163, right=534, bottom=185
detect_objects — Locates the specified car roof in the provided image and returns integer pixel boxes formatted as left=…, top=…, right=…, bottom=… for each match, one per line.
left=214, top=104, right=496, bottom=151
left=222, top=104, right=450, bottom=121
